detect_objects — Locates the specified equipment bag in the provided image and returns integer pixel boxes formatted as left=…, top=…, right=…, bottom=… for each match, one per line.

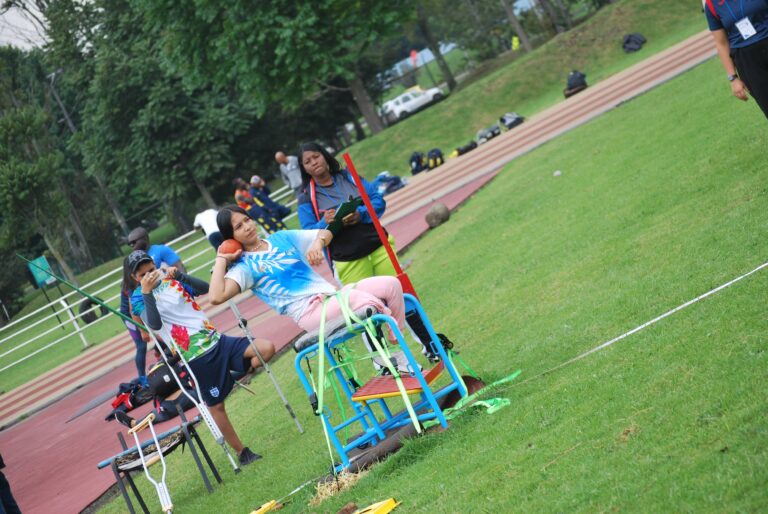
left=566, top=70, right=587, bottom=90
left=409, top=152, right=426, bottom=175
left=427, top=148, right=444, bottom=170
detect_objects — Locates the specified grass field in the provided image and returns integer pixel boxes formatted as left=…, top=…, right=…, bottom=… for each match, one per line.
left=97, top=56, right=768, bottom=513
left=345, top=0, right=708, bottom=179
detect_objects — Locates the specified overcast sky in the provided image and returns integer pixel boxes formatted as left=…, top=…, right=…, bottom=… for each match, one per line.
left=0, top=7, right=47, bottom=49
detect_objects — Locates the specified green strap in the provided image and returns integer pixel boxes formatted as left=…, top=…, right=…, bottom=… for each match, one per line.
left=423, top=369, right=522, bottom=429
left=335, top=343, right=361, bottom=387
left=314, top=297, right=338, bottom=474
left=327, top=370, right=350, bottom=444
left=337, top=290, right=422, bottom=434
left=449, top=349, right=481, bottom=380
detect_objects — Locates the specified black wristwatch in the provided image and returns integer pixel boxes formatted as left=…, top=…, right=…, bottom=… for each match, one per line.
left=727, top=74, right=739, bottom=82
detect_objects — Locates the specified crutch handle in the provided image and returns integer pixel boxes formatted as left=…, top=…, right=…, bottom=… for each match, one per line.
left=128, top=412, right=157, bottom=435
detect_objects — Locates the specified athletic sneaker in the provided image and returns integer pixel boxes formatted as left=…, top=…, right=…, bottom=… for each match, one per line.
left=115, top=410, right=135, bottom=429
left=238, top=447, right=262, bottom=466
left=372, top=350, right=421, bottom=375
left=423, top=333, right=455, bottom=363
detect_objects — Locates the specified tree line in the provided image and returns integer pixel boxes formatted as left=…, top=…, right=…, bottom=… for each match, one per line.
left=0, top=0, right=612, bottom=317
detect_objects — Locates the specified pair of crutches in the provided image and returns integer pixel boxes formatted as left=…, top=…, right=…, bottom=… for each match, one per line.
left=128, top=412, right=173, bottom=513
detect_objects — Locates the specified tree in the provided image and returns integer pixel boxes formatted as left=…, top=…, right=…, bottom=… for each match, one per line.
left=535, top=0, right=567, bottom=34
left=500, top=0, right=533, bottom=53
left=133, top=0, right=412, bottom=135
left=416, top=1, right=457, bottom=91
left=0, top=46, right=94, bottom=280
left=77, top=0, right=255, bottom=231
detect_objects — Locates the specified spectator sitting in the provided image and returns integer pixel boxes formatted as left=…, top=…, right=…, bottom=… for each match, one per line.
left=250, top=174, right=291, bottom=220
left=233, top=178, right=286, bottom=234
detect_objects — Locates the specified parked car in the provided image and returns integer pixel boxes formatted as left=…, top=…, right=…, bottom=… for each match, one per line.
left=476, top=124, right=501, bottom=144
left=380, top=86, right=445, bottom=124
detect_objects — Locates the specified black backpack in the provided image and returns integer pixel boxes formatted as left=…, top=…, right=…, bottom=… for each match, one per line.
left=566, top=70, right=587, bottom=90
left=456, top=141, right=477, bottom=156
left=409, top=152, right=426, bottom=175
left=147, top=360, right=193, bottom=399
left=622, top=33, right=647, bottom=53
left=427, top=148, right=444, bottom=170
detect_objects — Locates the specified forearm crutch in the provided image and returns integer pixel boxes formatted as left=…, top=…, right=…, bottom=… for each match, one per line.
left=128, top=413, right=173, bottom=513
left=146, top=328, right=241, bottom=473
left=228, top=300, right=304, bottom=433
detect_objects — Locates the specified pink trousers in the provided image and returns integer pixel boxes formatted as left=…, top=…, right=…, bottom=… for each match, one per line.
left=297, top=276, right=405, bottom=339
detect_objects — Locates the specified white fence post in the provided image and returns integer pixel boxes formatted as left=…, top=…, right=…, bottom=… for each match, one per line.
left=60, top=300, right=89, bottom=348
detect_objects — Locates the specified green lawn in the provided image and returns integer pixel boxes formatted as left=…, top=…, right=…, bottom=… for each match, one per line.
left=346, top=0, right=709, bottom=178
left=98, top=57, right=767, bottom=513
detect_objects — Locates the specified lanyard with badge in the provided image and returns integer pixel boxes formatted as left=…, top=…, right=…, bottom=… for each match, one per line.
left=724, top=0, right=757, bottom=40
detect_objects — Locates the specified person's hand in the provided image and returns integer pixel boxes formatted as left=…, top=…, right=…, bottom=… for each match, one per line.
left=323, top=209, right=337, bottom=225
left=217, top=248, right=242, bottom=264
left=731, top=78, right=749, bottom=101
left=164, top=266, right=178, bottom=279
left=140, top=269, right=163, bottom=294
left=342, top=210, right=360, bottom=226
left=306, top=240, right=325, bottom=266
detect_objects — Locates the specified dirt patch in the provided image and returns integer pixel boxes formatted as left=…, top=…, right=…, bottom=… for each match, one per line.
left=619, top=425, right=639, bottom=443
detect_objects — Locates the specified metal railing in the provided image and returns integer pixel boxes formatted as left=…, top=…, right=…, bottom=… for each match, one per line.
left=0, top=229, right=208, bottom=374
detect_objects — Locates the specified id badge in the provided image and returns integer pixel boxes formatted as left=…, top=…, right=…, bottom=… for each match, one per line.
left=735, top=17, right=757, bottom=40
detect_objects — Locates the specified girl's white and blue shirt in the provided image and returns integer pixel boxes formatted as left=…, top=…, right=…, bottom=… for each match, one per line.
left=225, top=230, right=336, bottom=321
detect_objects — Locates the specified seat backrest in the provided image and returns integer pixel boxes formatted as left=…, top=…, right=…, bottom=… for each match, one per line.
left=293, top=307, right=377, bottom=353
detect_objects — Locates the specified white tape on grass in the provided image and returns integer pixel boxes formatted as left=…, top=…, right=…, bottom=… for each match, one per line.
left=520, top=260, right=768, bottom=384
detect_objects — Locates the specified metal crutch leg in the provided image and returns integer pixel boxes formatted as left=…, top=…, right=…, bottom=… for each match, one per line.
left=128, top=413, right=173, bottom=514
left=228, top=300, right=304, bottom=433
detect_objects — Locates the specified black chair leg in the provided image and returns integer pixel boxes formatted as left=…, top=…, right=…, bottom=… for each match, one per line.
left=111, top=462, right=136, bottom=514
left=192, top=427, right=223, bottom=484
left=124, top=470, right=150, bottom=514
left=177, top=405, right=222, bottom=486
left=182, top=423, right=214, bottom=493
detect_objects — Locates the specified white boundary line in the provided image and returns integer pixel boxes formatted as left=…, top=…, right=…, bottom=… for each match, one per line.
left=518, top=260, right=768, bottom=384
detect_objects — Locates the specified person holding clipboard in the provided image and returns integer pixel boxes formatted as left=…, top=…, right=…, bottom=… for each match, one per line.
left=704, top=0, right=768, bottom=117
left=296, top=141, right=452, bottom=364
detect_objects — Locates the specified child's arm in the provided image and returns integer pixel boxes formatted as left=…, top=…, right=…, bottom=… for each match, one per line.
left=168, top=268, right=209, bottom=296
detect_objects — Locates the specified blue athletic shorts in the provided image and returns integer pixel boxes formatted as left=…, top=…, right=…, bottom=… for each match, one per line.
left=188, top=334, right=250, bottom=406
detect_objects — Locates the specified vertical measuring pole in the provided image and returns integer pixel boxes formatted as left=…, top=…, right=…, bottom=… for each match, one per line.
left=59, top=299, right=89, bottom=348
left=342, top=153, right=418, bottom=297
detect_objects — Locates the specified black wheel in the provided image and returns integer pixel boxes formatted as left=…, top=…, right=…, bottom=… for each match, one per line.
left=432, top=93, right=444, bottom=101
left=398, top=110, right=410, bottom=120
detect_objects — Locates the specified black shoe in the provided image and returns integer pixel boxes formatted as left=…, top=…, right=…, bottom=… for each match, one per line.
left=238, top=447, right=262, bottom=466
left=115, top=410, right=134, bottom=428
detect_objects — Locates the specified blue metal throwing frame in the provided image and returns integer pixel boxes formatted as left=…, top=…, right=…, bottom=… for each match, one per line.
left=293, top=294, right=467, bottom=471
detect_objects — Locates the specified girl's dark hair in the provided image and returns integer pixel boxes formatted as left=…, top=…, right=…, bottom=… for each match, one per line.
left=297, top=142, right=341, bottom=187
left=216, top=205, right=250, bottom=240
left=121, top=257, right=137, bottom=295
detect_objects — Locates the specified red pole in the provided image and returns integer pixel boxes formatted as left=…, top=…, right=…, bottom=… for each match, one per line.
left=342, top=153, right=418, bottom=297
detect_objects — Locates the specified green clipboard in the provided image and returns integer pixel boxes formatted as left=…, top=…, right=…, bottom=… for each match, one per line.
left=327, top=197, right=363, bottom=235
